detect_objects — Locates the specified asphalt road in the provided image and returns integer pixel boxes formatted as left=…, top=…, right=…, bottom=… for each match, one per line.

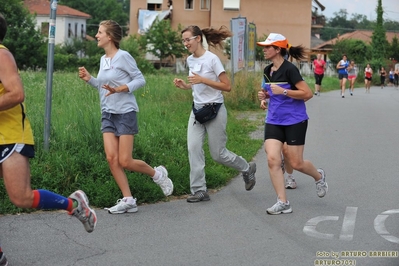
left=1, top=86, right=399, bottom=266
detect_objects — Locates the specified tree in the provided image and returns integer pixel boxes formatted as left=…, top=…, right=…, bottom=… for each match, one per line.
left=328, top=9, right=350, bottom=28
left=120, top=35, right=156, bottom=74
left=388, top=36, right=399, bottom=62
left=142, top=20, right=187, bottom=67
left=329, top=39, right=371, bottom=65
left=350, top=14, right=374, bottom=30
left=384, top=20, right=399, bottom=31
left=117, top=0, right=130, bottom=15
left=58, top=0, right=129, bottom=37
left=320, top=9, right=352, bottom=41
left=370, top=0, right=389, bottom=69
left=0, top=0, right=46, bottom=69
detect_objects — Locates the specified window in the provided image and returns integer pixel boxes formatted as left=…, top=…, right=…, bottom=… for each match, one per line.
left=148, top=3, right=162, bottom=10
left=41, top=22, right=49, bottom=36
left=185, top=0, right=193, bottom=10
left=147, top=0, right=162, bottom=3
left=68, top=23, right=72, bottom=37
left=75, top=23, right=78, bottom=37
left=81, top=24, right=85, bottom=38
left=200, top=0, right=210, bottom=10
left=223, top=0, right=240, bottom=10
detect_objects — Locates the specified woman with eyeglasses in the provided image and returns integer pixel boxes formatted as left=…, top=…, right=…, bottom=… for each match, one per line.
left=173, top=25, right=257, bottom=203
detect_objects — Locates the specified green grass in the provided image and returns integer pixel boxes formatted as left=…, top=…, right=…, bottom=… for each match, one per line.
left=303, top=75, right=366, bottom=93
left=0, top=70, right=363, bottom=214
left=0, top=71, right=264, bottom=214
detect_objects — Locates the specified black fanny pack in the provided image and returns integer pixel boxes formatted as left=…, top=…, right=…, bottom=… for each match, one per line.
left=192, top=102, right=222, bottom=124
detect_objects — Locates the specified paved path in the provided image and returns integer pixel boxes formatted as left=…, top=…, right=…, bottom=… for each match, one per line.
left=1, top=87, right=399, bottom=266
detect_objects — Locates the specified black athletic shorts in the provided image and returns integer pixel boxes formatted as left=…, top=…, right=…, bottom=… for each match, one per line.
left=0, top=144, right=35, bottom=163
left=264, top=120, right=308, bottom=145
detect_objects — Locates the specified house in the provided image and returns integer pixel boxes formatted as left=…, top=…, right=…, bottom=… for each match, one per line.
left=24, top=0, right=91, bottom=45
left=312, top=30, right=399, bottom=53
left=129, top=0, right=326, bottom=63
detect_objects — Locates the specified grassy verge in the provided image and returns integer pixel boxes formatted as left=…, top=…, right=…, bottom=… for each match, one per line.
left=0, top=71, right=263, bottom=214
left=0, top=70, right=362, bottom=214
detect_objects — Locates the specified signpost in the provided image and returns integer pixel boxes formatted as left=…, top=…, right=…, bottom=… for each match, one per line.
left=247, top=22, right=256, bottom=72
left=230, top=17, right=247, bottom=76
left=230, top=17, right=256, bottom=84
left=44, top=0, right=57, bottom=151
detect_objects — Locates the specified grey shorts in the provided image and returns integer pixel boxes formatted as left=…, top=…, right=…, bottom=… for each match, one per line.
left=0, top=144, right=35, bottom=163
left=101, top=111, right=138, bottom=136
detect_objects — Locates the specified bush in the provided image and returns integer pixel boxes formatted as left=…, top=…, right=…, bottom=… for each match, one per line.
left=51, top=36, right=157, bottom=74
left=121, top=35, right=157, bottom=74
left=76, top=55, right=101, bottom=73
left=329, top=39, right=372, bottom=65
left=225, top=71, right=261, bottom=110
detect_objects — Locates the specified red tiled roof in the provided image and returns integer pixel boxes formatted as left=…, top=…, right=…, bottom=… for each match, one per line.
left=313, top=30, right=399, bottom=50
left=24, top=0, right=91, bottom=18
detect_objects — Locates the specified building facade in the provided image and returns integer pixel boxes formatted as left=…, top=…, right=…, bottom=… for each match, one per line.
left=130, top=0, right=326, bottom=62
left=24, top=0, right=91, bottom=45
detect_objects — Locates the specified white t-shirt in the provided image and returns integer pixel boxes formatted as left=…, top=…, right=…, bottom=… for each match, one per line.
left=186, top=50, right=225, bottom=106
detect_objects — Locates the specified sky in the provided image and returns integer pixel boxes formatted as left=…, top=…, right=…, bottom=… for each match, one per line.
left=319, top=0, right=399, bottom=22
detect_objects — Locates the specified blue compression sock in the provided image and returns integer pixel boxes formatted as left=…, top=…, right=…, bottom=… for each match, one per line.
left=32, top=189, right=73, bottom=211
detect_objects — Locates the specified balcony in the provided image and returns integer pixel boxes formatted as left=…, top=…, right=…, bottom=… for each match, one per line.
left=311, top=15, right=326, bottom=29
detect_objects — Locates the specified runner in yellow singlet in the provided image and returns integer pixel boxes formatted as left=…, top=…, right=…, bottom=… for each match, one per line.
left=0, top=13, right=97, bottom=265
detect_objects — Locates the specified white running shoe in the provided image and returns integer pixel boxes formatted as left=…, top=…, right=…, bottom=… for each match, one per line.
left=316, top=168, right=328, bottom=198
left=154, top=166, right=174, bottom=196
left=285, top=174, right=297, bottom=189
left=0, top=252, right=8, bottom=266
left=242, top=162, right=256, bottom=191
left=105, top=198, right=138, bottom=214
left=266, top=199, right=293, bottom=215
left=68, top=190, right=97, bottom=233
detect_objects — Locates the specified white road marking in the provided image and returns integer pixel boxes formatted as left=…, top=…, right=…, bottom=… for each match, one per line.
left=303, top=207, right=358, bottom=241
left=374, top=209, right=399, bottom=244
left=339, top=207, right=358, bottom=241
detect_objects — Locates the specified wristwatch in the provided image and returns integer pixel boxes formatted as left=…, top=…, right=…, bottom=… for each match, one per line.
left=283, top=89, right=288, bottom=96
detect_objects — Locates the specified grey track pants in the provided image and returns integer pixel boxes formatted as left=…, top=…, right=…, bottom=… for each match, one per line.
left=187, top=104, right=249, bottom=194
